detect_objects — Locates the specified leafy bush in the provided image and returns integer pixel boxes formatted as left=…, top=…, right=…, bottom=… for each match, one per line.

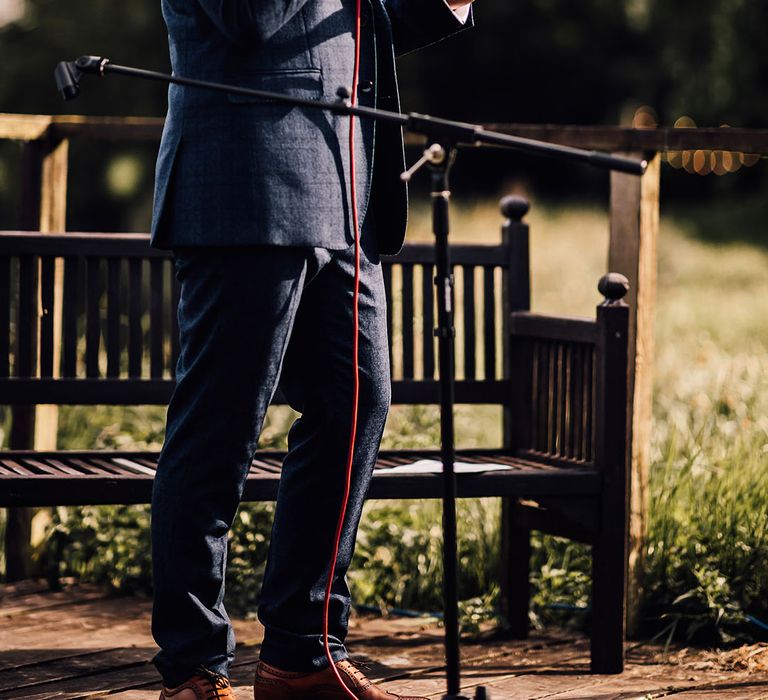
left=349, top=498, right=501, bottom=628
left=41, top=504, right=153, bottom=594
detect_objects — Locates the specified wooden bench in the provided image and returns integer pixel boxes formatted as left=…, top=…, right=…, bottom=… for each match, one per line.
left=0, top=197, right=631, bottom=673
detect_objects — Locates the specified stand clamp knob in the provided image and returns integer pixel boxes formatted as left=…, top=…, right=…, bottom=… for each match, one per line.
left=401, top=143, right=447, bottom=182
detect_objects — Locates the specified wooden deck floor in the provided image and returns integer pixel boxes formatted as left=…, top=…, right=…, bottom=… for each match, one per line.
left=2, top=581, right=767, bottom=700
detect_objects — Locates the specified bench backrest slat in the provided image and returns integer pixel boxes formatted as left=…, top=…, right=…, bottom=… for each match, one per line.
left=18, top=255, right=36, bottom=379
left=463, top=265, right=476, bottom=379
left=401, top=263, right=415, bottom=379
left=86, top=256, right=101, bottom=377
left=40, top=257, right=55, bottom=377
left=422, top=263, right=435, bottom=379
left=483, top=266, right=496, bottom=381
left=509, top=313, right=603, bottom=467
left=0, top=233, right=510, bottom=399
left=150, top=258, right=165, bottom=379
left=62, top=256, right=79, bottom=377
left=0, top=255, right=8, bottom=378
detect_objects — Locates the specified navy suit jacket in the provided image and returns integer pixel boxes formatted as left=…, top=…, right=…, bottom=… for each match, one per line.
left=150, top=0, right=472, bottom=255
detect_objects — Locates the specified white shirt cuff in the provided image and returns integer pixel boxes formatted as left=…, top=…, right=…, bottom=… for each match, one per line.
left=445, top=0, right=471, bottom=24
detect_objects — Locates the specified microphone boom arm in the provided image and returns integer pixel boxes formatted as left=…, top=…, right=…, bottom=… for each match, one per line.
left=55, top=55, right=647, bottom=176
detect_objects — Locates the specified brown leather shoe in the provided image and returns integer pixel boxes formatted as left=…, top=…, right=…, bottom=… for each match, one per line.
left=160, top=664, right=236, bottom=700
left=253, top=658, right=427, bottom=699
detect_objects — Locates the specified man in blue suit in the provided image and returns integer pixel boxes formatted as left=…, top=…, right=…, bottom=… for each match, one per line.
left=150, top=1, right=474, bottom=698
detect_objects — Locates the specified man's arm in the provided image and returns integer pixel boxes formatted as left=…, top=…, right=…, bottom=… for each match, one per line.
left=196, top=0, right=313, bottom=46
left=383, top=0, right=474, bottom=57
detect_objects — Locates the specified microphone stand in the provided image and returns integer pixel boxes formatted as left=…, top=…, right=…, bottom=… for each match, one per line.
left=55, top=56, right=646, bottom=700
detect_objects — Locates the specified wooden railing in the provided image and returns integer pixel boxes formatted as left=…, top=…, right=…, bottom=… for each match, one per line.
left=1, top=112, right=766, bottom=632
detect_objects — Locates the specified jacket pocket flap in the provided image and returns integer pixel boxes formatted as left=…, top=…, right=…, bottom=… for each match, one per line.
left=225, top=68, right=323, bottom=103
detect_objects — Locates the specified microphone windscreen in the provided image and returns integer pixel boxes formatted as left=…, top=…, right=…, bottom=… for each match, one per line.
left=54, top=62, right=80, bottom=101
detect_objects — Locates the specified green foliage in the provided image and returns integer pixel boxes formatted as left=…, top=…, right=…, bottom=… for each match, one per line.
left=529, top=537, right=591, bottom=631
left=641, top=352, right=768, bottom=645
left=348, top=499, right=501, bottom=627
left=220, top=504, right=276, bottom=618
left=40, top=504, right=153, bottom=594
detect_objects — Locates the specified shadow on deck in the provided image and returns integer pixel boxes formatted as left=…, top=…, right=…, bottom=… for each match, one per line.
left=1, top=580, right=767, bottom=699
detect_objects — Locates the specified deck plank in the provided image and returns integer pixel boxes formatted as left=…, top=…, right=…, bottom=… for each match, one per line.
left=2, top=584, right=768, bottom=700
left=0, top=584, right=109, bottom=618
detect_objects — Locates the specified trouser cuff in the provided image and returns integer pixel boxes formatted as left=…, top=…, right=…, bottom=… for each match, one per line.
left=258, top=626, right=348, bottom=673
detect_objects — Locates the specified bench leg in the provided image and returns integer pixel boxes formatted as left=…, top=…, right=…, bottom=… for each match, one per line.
left=4, top=507, right=34, bottom=581
left=5, top=406, right=37, bottom=581
left=590, top=524, right=627, bottom=673
left=500, top=497, right=530, bottom=638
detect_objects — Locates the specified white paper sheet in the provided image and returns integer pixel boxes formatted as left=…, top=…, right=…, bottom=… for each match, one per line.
left=381, top=459, right=512, bottom=475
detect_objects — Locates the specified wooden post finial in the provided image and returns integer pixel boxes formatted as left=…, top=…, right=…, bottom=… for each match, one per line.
left=598, top=272, right=630, bottom=305
left=500, top=195, right=530, bottom=222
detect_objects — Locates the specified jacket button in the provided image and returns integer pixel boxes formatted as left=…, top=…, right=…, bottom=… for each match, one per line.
left=358, top=80, right=374, bottom=94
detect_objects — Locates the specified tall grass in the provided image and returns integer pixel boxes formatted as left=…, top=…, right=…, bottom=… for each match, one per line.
left=642, top=351, right=768, bottom=643
left=3, top=200, right=767, bottom=644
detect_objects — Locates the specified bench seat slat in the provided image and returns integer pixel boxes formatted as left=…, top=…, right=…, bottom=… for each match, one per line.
left=91, top=457, right=145, bottom=476
left=45, top=458, right=85, bottom=476
left=68, top=458, right=113, bottom=476
left=21, top=459, right=62, bottom=476
left=0, top=449, right=600, bottom=506
left=111, top=457, right=159, bottom=476
left=2, top=460, right=34, bottom=476
left=133, top=457, right=161, bottom=468
left=249, top=463, right=283, bottom=474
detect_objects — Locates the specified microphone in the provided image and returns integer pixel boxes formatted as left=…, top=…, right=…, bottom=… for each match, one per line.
left=54, top=61, right=81, bottom=100
left=54, top=57, right=108, bottom=100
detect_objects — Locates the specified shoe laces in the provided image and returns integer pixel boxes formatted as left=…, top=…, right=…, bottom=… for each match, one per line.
left=338, top=658, right=371, bottom=686
left=194, top=664, right=231, bottom=699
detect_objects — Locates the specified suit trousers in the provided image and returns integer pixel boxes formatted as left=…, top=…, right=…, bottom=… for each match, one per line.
left=150, top=216, right=391, bottom=686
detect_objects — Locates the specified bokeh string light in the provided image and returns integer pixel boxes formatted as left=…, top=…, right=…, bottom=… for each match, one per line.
left=632, top=108, right=763, bottom=176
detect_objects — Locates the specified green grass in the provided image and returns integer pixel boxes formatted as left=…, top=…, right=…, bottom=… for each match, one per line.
left=3, top=199, right=768, bottom=644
